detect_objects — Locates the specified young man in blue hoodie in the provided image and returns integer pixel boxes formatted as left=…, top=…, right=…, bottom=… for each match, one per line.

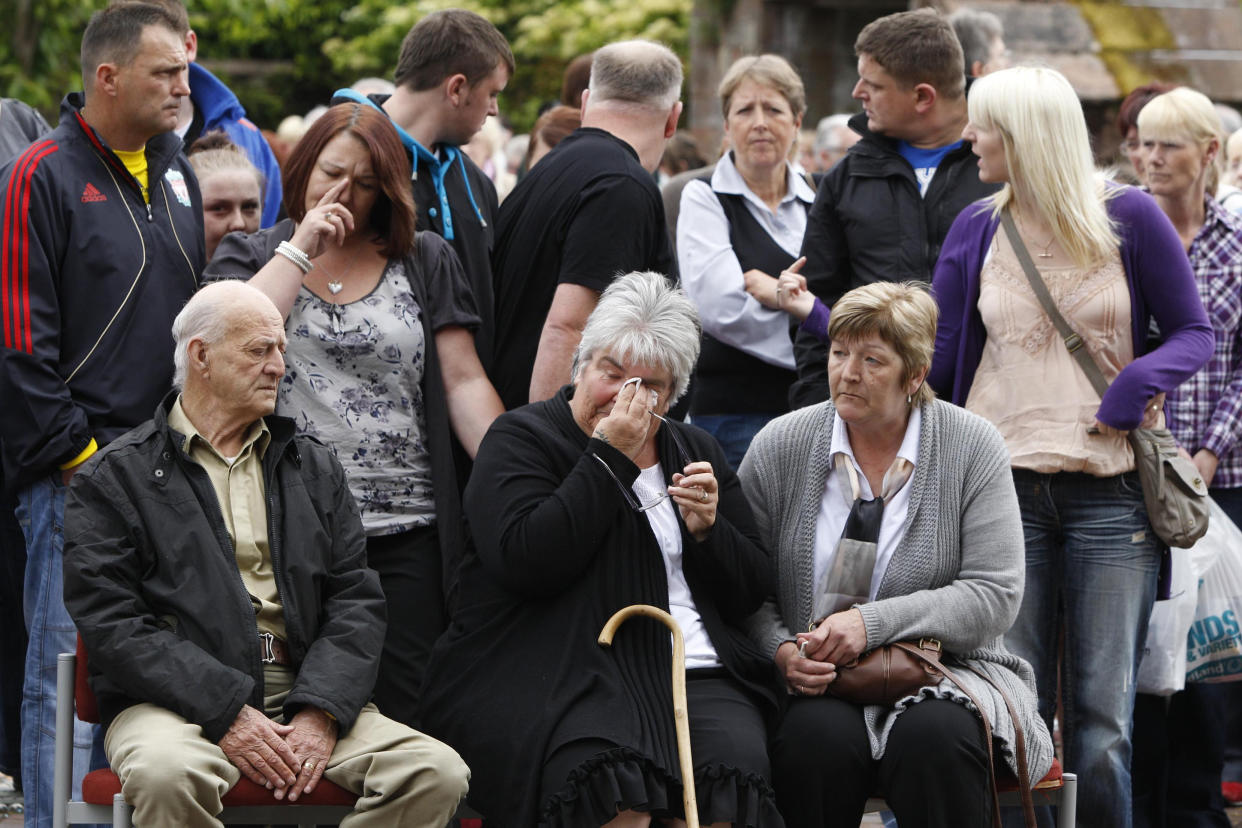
left=333, top=10, right=513, bottom=372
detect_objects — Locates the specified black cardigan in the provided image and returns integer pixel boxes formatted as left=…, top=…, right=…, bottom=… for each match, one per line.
left=420, top=387, right=778, bottom=825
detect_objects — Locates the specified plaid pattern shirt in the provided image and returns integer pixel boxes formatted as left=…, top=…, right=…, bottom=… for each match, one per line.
left=1166, top=197, right=1242, bottom=489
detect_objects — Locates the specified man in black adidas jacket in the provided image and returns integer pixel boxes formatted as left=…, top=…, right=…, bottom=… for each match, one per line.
left=789, top=9, right=998, bottom=408
left=0, top=6, right=204, bottom=824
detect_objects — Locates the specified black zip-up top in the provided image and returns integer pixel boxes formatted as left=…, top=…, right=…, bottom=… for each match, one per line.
left=62, top=397, right=385, bottom=742
left=0, top=93, right=205, bottom=494
left=789, top=112, right=998, bottom=408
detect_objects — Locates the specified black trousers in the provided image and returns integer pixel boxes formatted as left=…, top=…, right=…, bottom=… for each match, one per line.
left=1132, top=686, right=1230, bottom=828
left=365, top=525, right=444, bottom=731
left=772, top=695, right=991, bottom=828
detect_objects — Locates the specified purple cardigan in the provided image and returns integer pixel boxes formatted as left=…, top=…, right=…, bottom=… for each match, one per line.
left=929, top=186, right=1213, bottom=431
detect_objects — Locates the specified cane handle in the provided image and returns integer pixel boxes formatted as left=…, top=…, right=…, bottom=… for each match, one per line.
left=598, top=604, right=699, bottom=828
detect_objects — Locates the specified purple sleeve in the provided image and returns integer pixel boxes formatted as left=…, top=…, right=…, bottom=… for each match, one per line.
left=798, top=298, right=830, bottom=343
left=928, top=206, right=991, bottom=405
left=1098, top=189, right=1214, bottom=430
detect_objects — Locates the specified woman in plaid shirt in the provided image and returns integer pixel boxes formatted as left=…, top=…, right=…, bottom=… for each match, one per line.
left=1135, top=86, right=1242, bottom=825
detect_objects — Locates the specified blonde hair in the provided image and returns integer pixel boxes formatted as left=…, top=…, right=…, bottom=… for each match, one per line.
left=187, top=135, right=265, bottom=197
left=1137, top=87, right=1223, bottom=196
left=827, top=281, right=938, bottom=405
left=969, top=66, right=1118, bottom=267
left=718, top=54, right=806, bottom=120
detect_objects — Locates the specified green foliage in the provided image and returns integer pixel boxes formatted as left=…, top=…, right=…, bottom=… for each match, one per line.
left=1, top=0, right=94, bottom=115
left=1, top=0, right=690, bottom=132
left=187, top=0, right=356, bottom=129
left=324, top=0, right=691, bottom=131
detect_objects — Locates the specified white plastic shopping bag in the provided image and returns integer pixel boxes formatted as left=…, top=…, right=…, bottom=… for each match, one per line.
left=1137, top=545, right=1196, bottom=695
left=1184, top=499, right=1242, bottom=683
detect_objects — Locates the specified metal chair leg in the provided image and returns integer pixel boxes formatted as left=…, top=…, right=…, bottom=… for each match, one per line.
left=1059, top=771, right=1077, bottom=828
left=113, top=793, right=131, bottom=827
left=53, top=653, right=75, bottom=828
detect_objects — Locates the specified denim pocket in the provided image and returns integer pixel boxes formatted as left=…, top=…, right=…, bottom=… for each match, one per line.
left=1115, top=470, right=1145, bottom=500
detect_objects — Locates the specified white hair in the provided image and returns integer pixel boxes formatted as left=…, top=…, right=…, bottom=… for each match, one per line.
left=171, top=281, right=272, bottom=388
left=814, top=113, right=854, bottom=153
left=573, top=271, right=700, bottom=405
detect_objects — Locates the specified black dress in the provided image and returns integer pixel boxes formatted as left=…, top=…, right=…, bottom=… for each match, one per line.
left=421, top=387, right=783, bottom=827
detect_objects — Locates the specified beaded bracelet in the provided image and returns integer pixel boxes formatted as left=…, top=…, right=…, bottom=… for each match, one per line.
left=275, top=240, right=313, bottom=275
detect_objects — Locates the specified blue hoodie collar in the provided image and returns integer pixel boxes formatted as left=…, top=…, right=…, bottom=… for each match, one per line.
left=188, top=62, right=245, bottom=125
left=331, top=87, right=486, bottom=240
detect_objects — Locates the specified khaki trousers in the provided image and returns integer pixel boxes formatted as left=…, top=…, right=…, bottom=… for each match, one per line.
left=104, top=665, right=469, bottom=827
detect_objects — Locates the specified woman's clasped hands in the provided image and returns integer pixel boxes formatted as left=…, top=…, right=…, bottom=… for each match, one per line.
left=777, top=608, right=868, bottom=696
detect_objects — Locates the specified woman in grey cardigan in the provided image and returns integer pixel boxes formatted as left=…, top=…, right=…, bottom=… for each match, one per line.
left=739, top=281, right=1052, bottom=827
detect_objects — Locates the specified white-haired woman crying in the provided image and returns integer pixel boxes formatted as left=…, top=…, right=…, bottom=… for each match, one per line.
left=421, top=271, right=784, bottom=828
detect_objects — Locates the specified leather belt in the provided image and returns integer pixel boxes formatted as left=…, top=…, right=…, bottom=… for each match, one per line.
left=258, top=632, right=291, bottom=666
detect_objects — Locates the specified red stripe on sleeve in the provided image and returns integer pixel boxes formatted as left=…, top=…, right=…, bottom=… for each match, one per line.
left=2, top=140, right=58, bottom=352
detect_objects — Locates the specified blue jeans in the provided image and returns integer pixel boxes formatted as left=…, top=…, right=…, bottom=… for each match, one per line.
left=689, top=413, right=778, bottom=471
left=2, top=496, right=27, bottom=780
left=16, top=474, right=102, bottom=828
left=1008, top=469, right=1162, bottom=828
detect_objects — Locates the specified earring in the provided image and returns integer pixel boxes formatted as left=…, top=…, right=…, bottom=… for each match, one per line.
left=907, top=394, right=912, bottom=405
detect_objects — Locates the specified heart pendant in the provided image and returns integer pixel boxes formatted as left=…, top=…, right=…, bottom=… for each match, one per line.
left=327, top=280, right=344, bottom=295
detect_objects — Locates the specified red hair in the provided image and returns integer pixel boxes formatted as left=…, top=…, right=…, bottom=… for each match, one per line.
left=282, top=103, right=416, bottom=258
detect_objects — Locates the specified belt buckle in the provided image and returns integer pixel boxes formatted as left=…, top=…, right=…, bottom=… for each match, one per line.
left=259, top=631, right=277, bottom=664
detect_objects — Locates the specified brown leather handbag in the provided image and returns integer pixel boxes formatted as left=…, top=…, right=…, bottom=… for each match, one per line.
left=827, top=638, right=945, bottom=707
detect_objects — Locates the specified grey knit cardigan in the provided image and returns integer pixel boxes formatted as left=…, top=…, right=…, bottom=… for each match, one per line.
left=739, top=398, right=1053, bottom=781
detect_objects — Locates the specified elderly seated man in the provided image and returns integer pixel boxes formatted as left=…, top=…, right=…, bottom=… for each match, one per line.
left=62, top=281, right=469, bottom=827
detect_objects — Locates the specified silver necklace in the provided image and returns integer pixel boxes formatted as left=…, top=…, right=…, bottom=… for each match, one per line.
left=316, top=254, right=355, bottom=296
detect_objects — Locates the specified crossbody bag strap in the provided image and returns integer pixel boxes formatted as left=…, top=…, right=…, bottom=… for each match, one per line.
left=998, top=210, right=1111, bottom=399
left=962, top=663, right=1037, bottom=826
left=889, top=642, right=1008, bottom=828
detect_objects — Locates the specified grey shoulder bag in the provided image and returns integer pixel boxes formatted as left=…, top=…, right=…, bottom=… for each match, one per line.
left=998, top=211, right=1209, bottom=548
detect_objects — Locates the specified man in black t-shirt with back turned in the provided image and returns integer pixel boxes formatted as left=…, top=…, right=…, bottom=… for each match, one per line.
left=490, top=40, right=682, bottom=409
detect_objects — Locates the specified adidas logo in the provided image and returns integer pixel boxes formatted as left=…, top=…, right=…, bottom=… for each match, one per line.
left=80, top=183, right=106, bottom=203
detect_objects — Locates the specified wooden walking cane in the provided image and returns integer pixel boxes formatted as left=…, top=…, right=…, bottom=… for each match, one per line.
left=598, top=604, right=699, bottom=828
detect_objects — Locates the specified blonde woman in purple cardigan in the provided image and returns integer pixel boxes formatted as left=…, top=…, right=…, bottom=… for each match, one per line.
left=927, top=66, right=1212, bottom=828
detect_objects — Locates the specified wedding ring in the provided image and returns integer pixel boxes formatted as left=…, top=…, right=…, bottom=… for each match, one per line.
left=699, top=488, right=708, bottom=503
left=303, top=760, right=316, bottom=771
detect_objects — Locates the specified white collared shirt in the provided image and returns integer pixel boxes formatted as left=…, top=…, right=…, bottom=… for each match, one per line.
left=813, top=407, right=922, bottom=603
left=676, top=151, right=815, bottom=369
left=635, top=463, right=722, bottom=669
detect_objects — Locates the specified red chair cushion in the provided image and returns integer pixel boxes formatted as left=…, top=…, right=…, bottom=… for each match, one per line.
left=995, top=756, right=1064, bottom=793
left=74, top=636, right=100, bottom=724
left=83, top=768, right=358, bottom=807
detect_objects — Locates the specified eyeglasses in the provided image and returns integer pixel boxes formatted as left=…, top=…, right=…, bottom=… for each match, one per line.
left=592, top=412, right=695, bottom=513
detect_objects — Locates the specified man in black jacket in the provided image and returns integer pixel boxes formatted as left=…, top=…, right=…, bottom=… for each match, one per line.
left=0, top=6, right=206, bottom=824
left=63, top=281, right=468, bottom=827
left=789, top=9, right=999, bottom=408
